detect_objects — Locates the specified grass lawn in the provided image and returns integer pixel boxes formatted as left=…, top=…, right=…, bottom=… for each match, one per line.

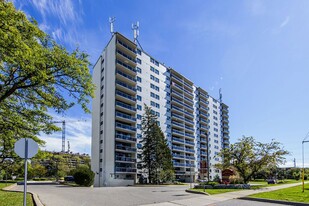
left=249, top=185, right=309, bottom=203
left=0, top=183, right=34, bottom=206
left=189, top=188, right=241, bottom=195
left=249, top=179, right=301, bottom=189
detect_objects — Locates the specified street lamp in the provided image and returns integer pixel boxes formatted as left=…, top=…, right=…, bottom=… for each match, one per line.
left=302, top=140, right=309, bottom=192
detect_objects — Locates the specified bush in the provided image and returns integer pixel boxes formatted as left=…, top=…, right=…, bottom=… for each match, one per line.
left=213, top=174, right=221, bottom=183
left=72, top=166, right=94, bottom=187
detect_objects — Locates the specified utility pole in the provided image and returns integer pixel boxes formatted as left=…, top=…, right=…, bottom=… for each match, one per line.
left=302, top=138, right=309, bottom=192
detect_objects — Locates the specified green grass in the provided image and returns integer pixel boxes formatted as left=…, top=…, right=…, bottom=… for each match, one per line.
left=189, top=188, right=241, bottom=195
left=249, top=185, right=309, bottom=203
left=249, top=179, right=302, bottom=189
left=0, top=183, right=34, bottom=206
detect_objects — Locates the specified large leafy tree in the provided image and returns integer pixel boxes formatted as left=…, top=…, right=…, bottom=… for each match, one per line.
left=216, top=136, right=289, bottom=183
left=141, top=105, right=174, bottom=184
left=0, top=1, right=94, bottom=166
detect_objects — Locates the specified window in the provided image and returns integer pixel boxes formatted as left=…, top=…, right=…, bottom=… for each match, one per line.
left=137, top=124, right=141, bottom=129
left=150, top=83, right=159, bottom=91
left=137, top=134, right=142, bottom=139
left=156, top=112, right=160, bottom=117
left=213, top=110, right=217, bottom=114
left=214, top=128, right=218, bottom=132
left=136, top=67, right=142, bottom=73
left=214, top=140, right=218, bottom=143
left=213, top=116, right=218, bottom=120
left=150, top=75, right=159, bottom=83
left=213, top=104, right=217, bottom=109
left=137, top=143, right=142, bottom=149
left=136, top=58, right=141, bottom=64
left=214, top=133, right=218, bottom=137
left=150, top=66, right=159, bottom=75
left=137, top=49, right=141, bottom=55
left=137, top=104, right=142, bottom=110
left=151, top=101, right=160, bottom=108
left=213, top=122, right=218, bottom=126
left=137, top=86, right=142, bottom=92
left=137, top=114, right=142, bottom=120
left=150, top=92, right=160, bottom=100
left=137, top=76, right=142, bottom=82
left=137, top=95, right=142, bottom=101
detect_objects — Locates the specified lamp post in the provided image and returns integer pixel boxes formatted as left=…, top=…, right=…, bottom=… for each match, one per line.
left=302, top=140, right=309, bottom=192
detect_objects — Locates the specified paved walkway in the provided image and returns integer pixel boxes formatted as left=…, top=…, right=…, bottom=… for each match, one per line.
left=141, top=182, right=305, bottom=206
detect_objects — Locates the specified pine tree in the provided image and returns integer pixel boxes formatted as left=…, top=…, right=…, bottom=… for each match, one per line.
left=141, top=104, right=174, bottom=184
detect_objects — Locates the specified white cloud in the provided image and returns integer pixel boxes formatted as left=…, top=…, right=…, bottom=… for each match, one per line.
left=39, top=114, right=91, bottom=155
left=280, top=16, right=290, bottom=28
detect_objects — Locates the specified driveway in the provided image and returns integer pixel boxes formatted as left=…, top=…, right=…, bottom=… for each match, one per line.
left=11, top=183, right=199, bottom=206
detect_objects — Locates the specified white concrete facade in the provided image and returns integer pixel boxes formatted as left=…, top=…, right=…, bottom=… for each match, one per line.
left=91, top=32, right=230, bottom=186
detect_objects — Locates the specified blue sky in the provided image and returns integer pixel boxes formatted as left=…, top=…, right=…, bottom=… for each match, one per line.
left=12, top=0, right=309, bottom=167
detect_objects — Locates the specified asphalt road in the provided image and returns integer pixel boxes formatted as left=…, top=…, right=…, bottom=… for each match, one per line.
left=12, top=183, right=200, bottom=206
left=216, top=199, right=291, bottom=206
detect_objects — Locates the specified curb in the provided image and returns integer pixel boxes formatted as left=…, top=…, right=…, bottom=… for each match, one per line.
left=185, top=189, right=209, bottom=195
left=2, top=183, right=44, bottom=206
left=239, top=197, right=309, bottom=206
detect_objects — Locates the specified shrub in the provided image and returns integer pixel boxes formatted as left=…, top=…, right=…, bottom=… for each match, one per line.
left=72, top=166, right=94, bottom=187
left=213, top=174, right=221, bottom=183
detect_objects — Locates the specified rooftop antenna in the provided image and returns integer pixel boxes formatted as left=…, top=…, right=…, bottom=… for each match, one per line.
left=67, top=140, right=70, bottom=153
left=109, top=17, right=116, bottom=35
left=132, top=21, right=144, bottom=51
left=132, top=21, right=139, bottom=43
left=219, top=88, right=222, bottom=103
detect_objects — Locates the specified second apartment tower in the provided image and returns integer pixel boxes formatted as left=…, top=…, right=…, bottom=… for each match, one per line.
left=91, top=33, right=230, bottom=187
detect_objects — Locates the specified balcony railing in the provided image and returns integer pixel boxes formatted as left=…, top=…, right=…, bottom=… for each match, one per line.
left=172, top=153, right=185, bottom=159
left=185, top=133, right=194, bottom=139
left=172, top=113, right=185, bottom=121
left=115, top=133, right=136, bottom=142
left=172, top=137, right=184, bottom=143
left=116, top=80, right=136, bottom=92
left=185, top=126, right=194, bottom=132
left=185, top=156, right=195, bottom=160
left=172, top=129, right=185, bottom=136
left=116, top=101, right=136, bottom=111
left=117, top=40, right=136, bottom=53
left=185, top=141, right=194, bottom=146
left=116, top=49, right=136, bottom=63
left=116, top=90, right=136, bottom=102
left=185, top=148, right=195, bottom=153
left=115, top=167, right=137, bottom=173
left=116, top=122, right=136, bottom=132
left=173, top=162, right=186, bottom=167
left=171, top=75, right=183, bottom=83
left=115, top=145, right=137, bottom=152
left=116, top=70, right=136, bottom=82
left=172, top=121, right=184, bottom=128
left=116, top=60, right=136, bottom=73
left=115, top=156, right=136, bottom=162
left=172, top=145, right=184, bottom=151
left=171, top=89, right=183, bottom=98
left=116, top=111, right=136, bottom=121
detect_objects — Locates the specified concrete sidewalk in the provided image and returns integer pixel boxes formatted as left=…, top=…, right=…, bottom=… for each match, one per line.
left=141, top=182, right=305, bottom=206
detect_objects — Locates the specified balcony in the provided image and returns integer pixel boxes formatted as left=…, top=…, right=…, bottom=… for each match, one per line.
left=185, top=118, right=194, bottom=126
left=171, top=106, right=184, bottom=115
left=185, top=148, right=195, bottom=153
left=116, top=70, right=136, bottom=85
left=186, top=163, right=195, bottom=168
left=222, top=129, right=229, bottom=134
left=172, top=145, right=184, bottom=151
left=173, top=162, right=186, bottom=167
left=183, top=96, right=194, bottom=105
left=185, top=155, right=195, bottom=160
left=201, top=151, right=207, bottom=156
left=184, top=111, right=194, bottom=118
left=222, top=113, right=229, bottom=118
left=116, top=49, right=136, bottom=66
left=184, top=89, right=193, bottom=98
left=223, top=135, right=229, bottom=140
left=200, top=144, right=207, bottom=149
left=185, top=141, right=194, bottom=146
left=172, top=137, right=184, bottom=144
left=115, top=144, right=137, bottom=153
left=172, top=113, right=185, bottom=121
left=115, top=133, right=136, bottom=143
left=171, top=75, right=183, bottom=84
left=172, top=121, right=184, bottom=129
left=115, top=167, right=136, bottom=173
left=115, top=111, right=136, bottom=123
left=115, top=90, right=136, bottom=104
left=116, top=101, right=136, bottom=114
left=115, top=122, right=136, bottom=133
left=172, top=82, right=183, bottom=92
left=172, top=129, right=185, bottom=137
left=171, top=89, right=183, bottom=99
left=222, top=124, right=229, bottom=129
left=223, top=139, right=229, bottom=144
left=116, top=59, right=136, bottom=76
left=185, top=126, right=194, bottom=132
left=116, top=39, right=136, bottom=55
left=116, top=80, right=136, bottom=95
left=115, top=156, right=136, bottom=162
left=173, top=153, right=185, bottom=159
left=200, top=99, right=209, bottom=106
left=222, top=118, right=229, bottom=123
left=185, top=133, right=194, bottom=139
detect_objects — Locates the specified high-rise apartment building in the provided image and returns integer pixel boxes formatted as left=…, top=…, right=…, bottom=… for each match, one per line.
left=91, top=32, right=230, bottom=187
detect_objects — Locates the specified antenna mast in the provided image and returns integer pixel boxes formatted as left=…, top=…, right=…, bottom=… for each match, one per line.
left=132, top=21, right=139, bottom=43
left=109, top=17, right=116, bottom=35
left=219, top=88, right=222, bottom=103
left=68, top=140, right=70, bottom=153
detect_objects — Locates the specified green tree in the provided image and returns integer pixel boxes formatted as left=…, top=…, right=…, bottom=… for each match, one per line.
left=141, top=105, right=174, bottom=184
left=0, top=1, right=94, bottom=166
left=215, top=136, right=289, bottom=184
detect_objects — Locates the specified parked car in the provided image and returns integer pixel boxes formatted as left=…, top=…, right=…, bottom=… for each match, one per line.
left=64, top=176, right=74, bottom=182
left=266, top=178, right=277, bottom=184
